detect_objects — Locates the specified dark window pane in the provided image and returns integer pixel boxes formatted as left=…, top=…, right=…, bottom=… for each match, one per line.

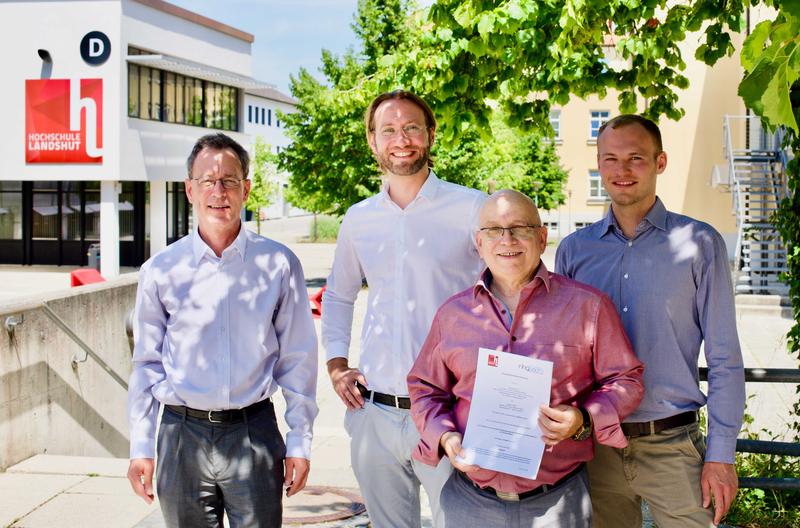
left=175, top=75, right=185, bottom=123
left=164, top=72, right=176, bottom=122
left=128, top=64, right=139, bottom=117
left=0, top=181, right=22, bottom=191
left=0, top=191, right=22, bottom=240
left=152, top=70, right=162, bottom=121
left=84, top=190, right=100, bottom=240
left=140, top=67, right=151, bottom=119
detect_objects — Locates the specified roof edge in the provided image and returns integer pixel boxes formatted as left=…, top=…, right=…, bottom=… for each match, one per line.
left=131, top=0, right=254, bottom=43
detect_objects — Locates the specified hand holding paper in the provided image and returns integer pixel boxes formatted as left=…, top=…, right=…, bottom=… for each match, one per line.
left=441, top=431, right=481, bottom=473
left=538, top=404, right=583, bottom=446
left=458, top=348, right=554, bottom=480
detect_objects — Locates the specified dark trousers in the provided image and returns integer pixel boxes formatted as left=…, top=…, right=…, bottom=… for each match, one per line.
left=440, top=468, right=591, bottom=528
left=156, top=402, right=286, bottom=528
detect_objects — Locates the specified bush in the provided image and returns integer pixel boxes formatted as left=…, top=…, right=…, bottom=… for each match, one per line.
left=724, top=406, right=800, bottom=528
left=309, top=215, right=341, bottom=242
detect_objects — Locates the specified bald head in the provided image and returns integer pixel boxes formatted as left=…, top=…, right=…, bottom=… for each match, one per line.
left=479, top=190, right=542, bottom=228
left=476, top=189, right=548, bottom=290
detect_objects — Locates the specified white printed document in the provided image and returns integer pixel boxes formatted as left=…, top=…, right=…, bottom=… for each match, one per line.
left=457, top=348, right=553, bottom=479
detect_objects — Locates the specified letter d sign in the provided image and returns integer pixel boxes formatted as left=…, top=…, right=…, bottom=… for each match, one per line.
left=80, top=31, right=110, bottom=65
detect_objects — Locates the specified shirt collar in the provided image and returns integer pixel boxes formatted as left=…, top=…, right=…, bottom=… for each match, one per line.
left=599, top=196, right=667, bottom=237
left=192, top=223, right=248, bottom=265
left=473, top=261, right=552, bottom=299
left=380, top=169, right=440, bottom=205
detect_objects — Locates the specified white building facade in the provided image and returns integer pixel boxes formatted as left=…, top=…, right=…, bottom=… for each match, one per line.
left=0, top=0, right=294, bottom=276
left=243, top=89, right=303, bottom=219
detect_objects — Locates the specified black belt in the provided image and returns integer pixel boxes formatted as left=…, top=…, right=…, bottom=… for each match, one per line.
left=356, top=382, right=411, bottom=409
left=621, top=411, right=697, bottom=438
left=459, top=463, right=585, bottom=502
left=165, top=398, right=272, bottom=425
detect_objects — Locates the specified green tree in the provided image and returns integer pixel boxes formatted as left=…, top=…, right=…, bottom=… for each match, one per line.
left=278, top=0, right=410, bottom=215
left=737, top=4, right=800, bottom=441
left=280, top=0, right=569, bottom=214
left=245, top=137, right=278, bottom=235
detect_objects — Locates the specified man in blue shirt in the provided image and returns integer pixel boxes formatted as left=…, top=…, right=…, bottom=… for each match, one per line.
left=555, top=114, right=745, bottom=527
left=127, top=133, right=318, bottom=527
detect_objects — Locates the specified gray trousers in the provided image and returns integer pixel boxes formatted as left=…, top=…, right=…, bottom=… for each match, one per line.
left=345, top=400, right=452, bottom=528
left=156, top=402, right=286, bottom=528
left=440, top=468, right=591, bottom=528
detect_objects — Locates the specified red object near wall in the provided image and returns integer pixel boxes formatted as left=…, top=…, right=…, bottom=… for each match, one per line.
left=70, top=268, right=106, bottom=287
left=309, top=286, right=326, bottom=319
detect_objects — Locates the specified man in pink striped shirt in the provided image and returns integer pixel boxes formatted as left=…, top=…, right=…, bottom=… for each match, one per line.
left=407, top=190, right=645, bottom=527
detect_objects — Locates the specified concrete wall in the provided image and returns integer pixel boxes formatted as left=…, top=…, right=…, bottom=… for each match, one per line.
left=0, top=277, right=138, bottom=470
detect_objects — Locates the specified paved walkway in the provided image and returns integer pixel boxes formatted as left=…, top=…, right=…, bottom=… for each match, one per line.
left=0, top=215, right=795, bottom=526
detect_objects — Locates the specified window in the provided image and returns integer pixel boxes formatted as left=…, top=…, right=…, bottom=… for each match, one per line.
left=588, top=170, right=608, bottom=200
left=590, top=110, right=609, bottom=139
left=261, top=108, right=265, bottom=125
left=574, top=222, right=592, bottom=231
left=0, top=181, right=22, bottom=240
left=248, top=105, right=252, bottom=123
left=542, top=221, right=559, bottom=238
left=549, top=109, right=561, bottom=139
left=276, top=117, right=281, bottom=128
left=267, top=109, right=272, bottom=126
left=128, top=64, right=238, bottom=131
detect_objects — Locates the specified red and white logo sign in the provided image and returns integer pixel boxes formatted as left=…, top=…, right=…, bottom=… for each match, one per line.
left=25, top=78, right=103, bottom=163
left=488, top=354, right=499, bottom=367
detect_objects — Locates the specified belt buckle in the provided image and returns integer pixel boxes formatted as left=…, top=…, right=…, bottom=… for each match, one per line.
left=207, top=410, right=222, bottom=423
left=495, top=490, right=520, bottom=502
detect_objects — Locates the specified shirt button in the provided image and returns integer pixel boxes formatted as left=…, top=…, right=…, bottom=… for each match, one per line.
left=511, top=336, right=517, bottom=341
left=627, top=241, right=633, bottom=247
left=623, top=306, right=629, bottom=312
left=624, top=273, right=629, bottom=279
left=501, top=310, right=506, bottom=314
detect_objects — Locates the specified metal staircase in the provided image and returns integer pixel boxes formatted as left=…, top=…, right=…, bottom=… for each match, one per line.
left=722, top=115, right=789, bottom=296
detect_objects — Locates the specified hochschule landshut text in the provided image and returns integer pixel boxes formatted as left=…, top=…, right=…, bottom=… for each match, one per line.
left=27, top=132, right=82, bottom=151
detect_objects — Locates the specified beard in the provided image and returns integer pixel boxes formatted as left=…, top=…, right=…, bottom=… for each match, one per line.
left=376, top=146, right=431, bottom=176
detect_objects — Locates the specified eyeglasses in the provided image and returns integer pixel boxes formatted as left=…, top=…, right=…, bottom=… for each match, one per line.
left=191, top=177, right=244, bottom=190
left=479, top=225, right=542, bottom=240
left=377, top=124, right=427, bottom=138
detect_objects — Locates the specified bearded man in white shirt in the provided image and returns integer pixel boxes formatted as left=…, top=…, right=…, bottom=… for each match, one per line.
left=322, top=90, right=486, bottom=528
left=126, top=133, right=318, bottom=527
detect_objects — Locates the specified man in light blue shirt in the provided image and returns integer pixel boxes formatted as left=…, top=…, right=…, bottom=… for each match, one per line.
left=126, top=133, right=318, bottom=527
left=555, top=115, right=745, bottom=527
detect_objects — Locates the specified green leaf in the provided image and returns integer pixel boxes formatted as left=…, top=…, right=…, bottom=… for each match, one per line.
left=741, top=21, right=772, bottom=72
left=467, top=37, right=488, bottom=57
left=506, top=1, right=525, bottom=20
left=477, top=12, right=496, bottom=37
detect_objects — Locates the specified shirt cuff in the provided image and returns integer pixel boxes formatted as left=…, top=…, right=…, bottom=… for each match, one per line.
left=413, top=417, right=456, bottom=467
left=285, top=432, right=312, bottom=460
left=129, top=437, right=155, bottom=460
left=585, top=399, right=628, bottom=449
left=705, top=434, right=737, bottom=464
left=324, top=342, right=350, bottom=363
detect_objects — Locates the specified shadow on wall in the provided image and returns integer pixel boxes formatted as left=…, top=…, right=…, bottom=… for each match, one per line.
left=0, top=277, right=138, bottom=470
left=0, top=361, right=129, bottom=470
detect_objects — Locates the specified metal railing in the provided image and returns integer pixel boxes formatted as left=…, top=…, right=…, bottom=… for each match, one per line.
left=2, top=297, right=129, bottom=391
left=700, top=367, right=800, bottom=490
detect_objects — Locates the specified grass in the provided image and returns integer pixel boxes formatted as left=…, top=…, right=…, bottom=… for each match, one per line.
left=306, top=215, right=341, bottom=242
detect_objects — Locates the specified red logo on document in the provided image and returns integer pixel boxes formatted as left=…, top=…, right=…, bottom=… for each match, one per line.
left=488, top=354, right=499, bottom=367
left=25, top=78, right=103, bottom=163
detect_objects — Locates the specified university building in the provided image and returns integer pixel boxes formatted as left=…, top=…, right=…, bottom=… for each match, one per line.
left=0, top=0, right=296, bottom=275
left=540, top=7, right=780, bottom=263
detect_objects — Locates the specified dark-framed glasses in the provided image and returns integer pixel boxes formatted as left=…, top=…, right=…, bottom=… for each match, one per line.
left=479, top=225, right=542, bottom=240
left=192, top=177, right=243, bottom=190
left=378, top=124, right=427, bottom=138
